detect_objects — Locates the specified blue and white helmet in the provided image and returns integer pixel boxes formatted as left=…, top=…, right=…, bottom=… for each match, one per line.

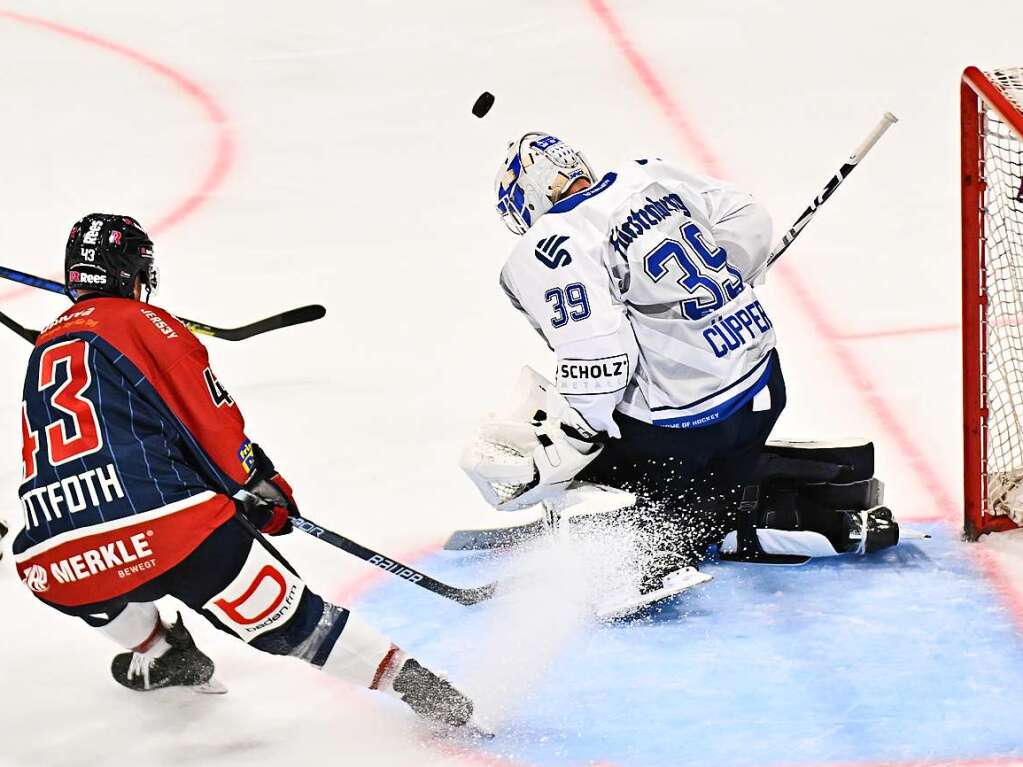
left=495, top=133, right=595, bottom=235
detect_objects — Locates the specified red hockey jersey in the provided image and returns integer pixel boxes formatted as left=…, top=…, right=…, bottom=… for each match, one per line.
left=14, top=296, right=261, bottom=607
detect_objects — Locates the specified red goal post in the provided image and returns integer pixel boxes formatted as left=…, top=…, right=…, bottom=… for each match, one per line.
left=962, top=66, right=1023, bottom=539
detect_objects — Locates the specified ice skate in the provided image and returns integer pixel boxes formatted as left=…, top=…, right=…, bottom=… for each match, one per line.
left=111, top=613, right=225, bottom=694
left=846, top=506, right=900, bottom=554
left=387, top=656, right=492, bottom=734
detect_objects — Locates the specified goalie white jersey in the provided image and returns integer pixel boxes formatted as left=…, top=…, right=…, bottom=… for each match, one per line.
left=499, top=158, right=776, bottom=437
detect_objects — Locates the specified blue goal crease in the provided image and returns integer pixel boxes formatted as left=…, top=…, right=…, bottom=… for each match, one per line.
left=351, top=525, right=1023, bottom=767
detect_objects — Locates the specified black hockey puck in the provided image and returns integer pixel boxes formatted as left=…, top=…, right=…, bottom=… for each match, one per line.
left=472, top=91, right=495, bottom=118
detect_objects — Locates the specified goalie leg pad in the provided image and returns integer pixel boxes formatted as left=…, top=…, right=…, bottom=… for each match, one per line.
left=756, top=440, right=876, bottom=484
left=800, top=478, right=885, bottom=509
left=723, top=440, right=901, bottom=561
left=721, top=509, right=900, bottom=560
left=720, top=528, right=842, bottom=558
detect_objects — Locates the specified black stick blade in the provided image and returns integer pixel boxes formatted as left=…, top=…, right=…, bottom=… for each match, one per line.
left=0, top=308, right=39, bottom=344
left=182, top=304, right=327, bottom=341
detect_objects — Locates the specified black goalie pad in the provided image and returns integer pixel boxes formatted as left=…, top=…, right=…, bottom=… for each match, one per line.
left=801, top=479, right=884, bottom=510
left=756, top=439, right=875, bottom=484
left=722, top=439, right=895, bottom=564
left=756, top=440, right=882, bottom=511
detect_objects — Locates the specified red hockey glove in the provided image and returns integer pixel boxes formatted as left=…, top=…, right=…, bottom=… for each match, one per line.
left=237, top=443, right=299, bottom=536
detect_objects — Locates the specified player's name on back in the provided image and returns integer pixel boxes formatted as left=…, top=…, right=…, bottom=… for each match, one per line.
left=703, top=299, right=774, bottom=359
left=20, top=463, right=126, bottom=528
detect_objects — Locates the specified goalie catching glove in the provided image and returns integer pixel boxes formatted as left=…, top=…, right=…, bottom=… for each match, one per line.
left=461, top=368, right=604, bottom=511
left=233, top=443, right=299, bottom=535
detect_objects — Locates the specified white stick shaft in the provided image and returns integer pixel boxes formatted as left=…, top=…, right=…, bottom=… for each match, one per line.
left=848, top=112, right=899, bottom=164
left=765, top=112, right=898, bottom=269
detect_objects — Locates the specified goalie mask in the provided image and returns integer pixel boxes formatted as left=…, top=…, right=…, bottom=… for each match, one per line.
left=495, top=133, right=595, bottom=235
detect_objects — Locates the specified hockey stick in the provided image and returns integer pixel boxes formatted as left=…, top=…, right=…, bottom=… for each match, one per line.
left=178, top=305, right=326, bottom=341
left=0, top=307, right=38, bottom=344
left=0, top=266, right=61, bottom=293
left=0, top=265, right=326, bottom=342
left=765, top=112, right=898, bottom=270
left=292, top=516, right=497, bottom=606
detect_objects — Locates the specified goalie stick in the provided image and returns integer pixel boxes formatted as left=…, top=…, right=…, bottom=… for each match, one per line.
left=292, top=516, right=498, bottom=606
left=765, top=112, right=898, bottom=270
left=0, top=265, right=326, bottom=342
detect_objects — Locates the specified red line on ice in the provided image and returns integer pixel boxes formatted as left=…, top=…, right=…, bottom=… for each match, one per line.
left=584, top=0, right=959, bottom=524
left=778, top=267, right=960, bottom=520
left=583, top=3, right=1023, bottom=766
left=333, top=539, right=448, bottom=605
left=835, top=322, right=959, bottom=340
left=585, top=0, right=724, bottom=179
left=0, top=10, right=235, bottom=302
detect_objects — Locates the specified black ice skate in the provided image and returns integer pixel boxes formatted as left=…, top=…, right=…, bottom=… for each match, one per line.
left=846, top=506, right=900, bottom=554
left=390, top=657, right=481, bottom=731
left=111, top=613, right=224, bottom=694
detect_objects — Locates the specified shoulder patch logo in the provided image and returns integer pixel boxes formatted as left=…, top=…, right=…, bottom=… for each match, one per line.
left=535, top=235, right=572, bottom=269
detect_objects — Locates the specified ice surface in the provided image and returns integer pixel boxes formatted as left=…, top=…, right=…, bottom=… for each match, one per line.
left=2, top=1, right=1023, bottom=765
left=357, top=529, right=1023, bottom=767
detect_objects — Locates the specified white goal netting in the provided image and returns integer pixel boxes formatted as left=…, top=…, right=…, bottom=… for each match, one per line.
left=981, top=68, right=1023, bottom=523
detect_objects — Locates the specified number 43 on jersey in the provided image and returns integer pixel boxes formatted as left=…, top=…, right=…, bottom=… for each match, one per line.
left=22, top=340, right=103, bottom=482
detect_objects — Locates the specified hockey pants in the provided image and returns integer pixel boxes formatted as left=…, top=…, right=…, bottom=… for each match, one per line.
left=41, top=516, right=396, bottom=689
left=577, top=350, right=787, bottom=568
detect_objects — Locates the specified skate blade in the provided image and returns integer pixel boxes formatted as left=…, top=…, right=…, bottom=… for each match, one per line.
left=595, top=570, right=712, bottom=622
left=191, top=676, right=228, bottom=694
left=423, top=717, right=495, bottom=741
left=899, top=526, right=932, bottom=541
left=464, top=720, right=496, bottom=740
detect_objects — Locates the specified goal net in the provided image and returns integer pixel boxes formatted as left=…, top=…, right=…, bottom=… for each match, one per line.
left=962, top=67, right=1023, bottom=538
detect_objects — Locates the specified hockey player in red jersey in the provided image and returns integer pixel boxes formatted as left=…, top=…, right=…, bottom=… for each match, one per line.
left=13, top=213, right=477, bottom=728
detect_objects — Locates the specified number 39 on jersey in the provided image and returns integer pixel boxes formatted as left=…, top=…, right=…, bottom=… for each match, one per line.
left=644, top=221, right=744, bottom=320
